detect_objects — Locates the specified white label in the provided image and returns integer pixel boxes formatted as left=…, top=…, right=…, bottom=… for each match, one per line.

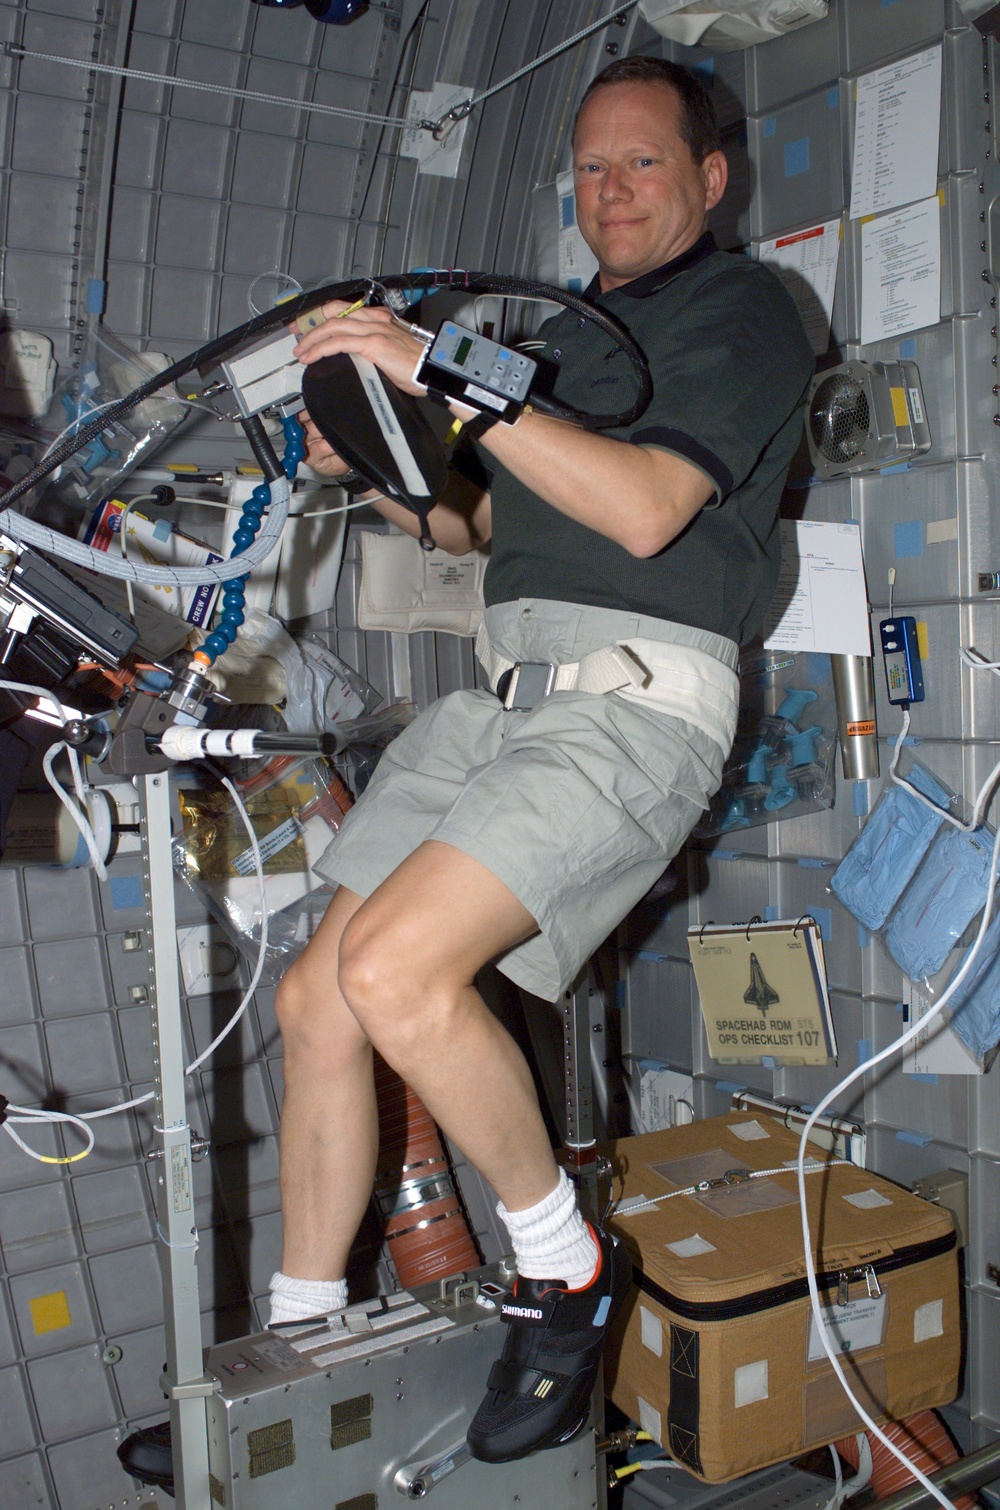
left=233, top=815, right=301, bottom=876
left=734, top=1359, right=769, bottom=1407
left=639, top=1305, right=663, bottom=1357
left=637, top=1396, right=662, bottom=1445
left=914, top=1298, right=944, bottom=1342
left=252, top=1336, right=302, bottom=1372
left=908, top=386, right=925, bottom=424
left=462, top=382, right=506, bottom=412
left=807, top=1294, right=887, bottom=1361
left=667, top=1234, right=717, bottom=1258
left=730, top=1119, right=770, bottom=1142
left=844, top=1188, right=893, bottom=1210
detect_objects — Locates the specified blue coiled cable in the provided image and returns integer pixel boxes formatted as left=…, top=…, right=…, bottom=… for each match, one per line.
left=197, top=415, right=305, bottom=668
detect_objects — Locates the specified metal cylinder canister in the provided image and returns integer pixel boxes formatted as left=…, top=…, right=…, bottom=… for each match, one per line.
left=832, top=653, right=880, bottom=781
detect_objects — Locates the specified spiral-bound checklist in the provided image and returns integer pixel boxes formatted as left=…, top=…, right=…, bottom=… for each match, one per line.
left=687, top=918, right=838, bottom=1067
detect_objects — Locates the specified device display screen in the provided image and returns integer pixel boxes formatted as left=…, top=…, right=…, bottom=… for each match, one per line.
left=453, top=336, right=473, bottom=367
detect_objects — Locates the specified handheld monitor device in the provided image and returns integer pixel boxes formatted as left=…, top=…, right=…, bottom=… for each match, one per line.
left=418, top=321, right=537, bottom=423
left=880, top=616, right=925, bottom=705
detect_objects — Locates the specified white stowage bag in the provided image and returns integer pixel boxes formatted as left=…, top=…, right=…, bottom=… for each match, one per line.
left=639, top=0, right=827, bottom=51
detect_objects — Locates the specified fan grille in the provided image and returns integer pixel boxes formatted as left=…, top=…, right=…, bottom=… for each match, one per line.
left=810, top=372, right=870, bottom=463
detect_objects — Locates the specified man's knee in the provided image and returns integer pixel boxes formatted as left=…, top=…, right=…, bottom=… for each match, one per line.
left=338, top=908, right=452, bottom=1038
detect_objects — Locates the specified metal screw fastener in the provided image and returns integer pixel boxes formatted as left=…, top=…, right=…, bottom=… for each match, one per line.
left=102, top=1345, right=123, bottom=1365
left=605, top=41, right=619, bottom=53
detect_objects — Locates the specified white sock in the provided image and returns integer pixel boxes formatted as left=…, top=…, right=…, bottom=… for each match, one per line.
left=267, top=1271, right=348, bottom=1326
left=497, top=1169, right=599, bottom=1289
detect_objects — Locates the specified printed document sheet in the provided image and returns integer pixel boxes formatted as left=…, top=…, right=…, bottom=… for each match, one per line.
left=860, top=196, right=941, bottom=345
left=758, top=220, right=841, bottom=356
left=763, top=519, right=871, bottom=658
left=850, top=46, right=942, bottom=219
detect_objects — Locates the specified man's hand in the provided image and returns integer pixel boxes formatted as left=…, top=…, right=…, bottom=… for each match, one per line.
left=298, top=410, right=358, bottom=483
left=293, top=300, right=428, bottom=397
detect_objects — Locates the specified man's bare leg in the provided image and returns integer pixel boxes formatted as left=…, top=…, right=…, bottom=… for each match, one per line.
left=336, top=839, right=561, bottom=1214
left=274, top=883, right=377, bottom=1283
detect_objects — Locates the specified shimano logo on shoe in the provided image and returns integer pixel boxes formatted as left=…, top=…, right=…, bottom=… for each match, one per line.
left=502, top=1303, right=545, bottom=1321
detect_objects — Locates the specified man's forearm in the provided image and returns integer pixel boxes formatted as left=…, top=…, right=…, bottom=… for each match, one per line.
left=357, top=471, right=491, bottom=556
left=479, top=408, right=715, bottom=557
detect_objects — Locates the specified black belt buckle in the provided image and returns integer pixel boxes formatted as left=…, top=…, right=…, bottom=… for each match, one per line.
left=498, top=661, right=556, bottom=711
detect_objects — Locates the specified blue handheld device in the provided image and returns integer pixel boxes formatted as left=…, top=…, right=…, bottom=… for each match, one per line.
left=879, top=616, right=925, bottom=705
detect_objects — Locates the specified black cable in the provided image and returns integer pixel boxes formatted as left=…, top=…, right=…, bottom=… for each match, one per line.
left=240, top=415, right=285, bottom=484
left=0, top=270, right=652, bottom=512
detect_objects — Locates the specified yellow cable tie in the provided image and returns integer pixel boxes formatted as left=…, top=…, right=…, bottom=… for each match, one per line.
left=38, top=1149, right=91, bottom=1165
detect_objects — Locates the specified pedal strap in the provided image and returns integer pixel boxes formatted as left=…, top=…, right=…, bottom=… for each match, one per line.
left=487, top=1357, right=568, bottom=1400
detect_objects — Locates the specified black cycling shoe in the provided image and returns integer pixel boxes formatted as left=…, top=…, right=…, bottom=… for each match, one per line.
left=467, top=1225, right=632, bottom=1464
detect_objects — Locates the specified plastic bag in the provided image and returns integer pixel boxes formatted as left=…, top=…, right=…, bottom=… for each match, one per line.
left=943, top=911, right=1000, bottom=1067
left=23, top=326, right=188, bottom=527
left=173, top=756, right=351, bottom=982
left=696, top=650, right=836, bottom=837
left=829, top=764, right=951, bottom=931
left=885, top=823, right=995, bottom=982
left=639, top=0, right=827, bottom=52
left=831, top=760, right=998, bottom=987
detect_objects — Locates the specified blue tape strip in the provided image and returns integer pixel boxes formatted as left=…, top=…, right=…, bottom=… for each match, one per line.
left=85, top=278, right=106, bottom=315
left=614, top=980, right=627, bottom=1011
left=881, top=462, right=911, bottom=476
left=715, top=1081, right=747, bottom=1095
left=811, top=907, right=832, bottom=941
left=637, top=1059, right=669, bottom=1071
left=895, top=1001, right=906, bottom=1014
left=692, top=58, right=714, bottom=84
left=896, top=1129, right=934, bottom=1147
left=827, top=86, right=840, bottom=108
left=894, top=520, right=924, bottom=558
left=635, top=949, right=669, bottom=962
left=797, top=858, right=829, bottom=869
left=761, top=1056, right=778, bottom=1070
left=898, top=338, right=917, bottom=358
left=764, top=905, right=779, bottom=922
left=857, top=924, right=870, bottom=949
left=763, top=117, right=777, bottom=138
left=857, top=1037, right=873, bottom=1064
left=853, top=783, right=870, bottom=817
left=713, top=850, right=742, bottom=861
left=908, top=1073, right=938, bottom=1084
left=110, top=875, right=144, bottom=910
left=784, top=137, right=810, bottom=177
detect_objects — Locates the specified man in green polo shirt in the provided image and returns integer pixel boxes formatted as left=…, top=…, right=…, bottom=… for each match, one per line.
left=270, top=55, right=814, bottom=1462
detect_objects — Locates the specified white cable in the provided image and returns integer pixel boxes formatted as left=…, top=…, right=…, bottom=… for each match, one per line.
left=117, top=496, right=140, bottom=620
left=0, top=679, right=109, bottom=881
left=182, top=776, right=269, bottom=1074
left=795, top=816, right=1000, bottom=1510
left=128, top=488, right=380, bottom=519
left=4, top=774, right=269, bottom=1155
left=41, top=742, right=108, bottom=882
left=38, top=398, right=122, bottom=465
left=3, top=1104, right=96, bottom=1164
left=890, top=708, right=1000, bottom=833
left=0, top=473, right=290, bottom=585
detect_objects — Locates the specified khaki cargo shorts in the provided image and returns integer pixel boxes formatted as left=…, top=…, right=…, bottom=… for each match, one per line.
left=313, top=599, right=735, bottom=1001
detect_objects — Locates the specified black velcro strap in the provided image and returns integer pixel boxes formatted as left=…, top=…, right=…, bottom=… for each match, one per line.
left=487, top=1357, right=566, bottom=1399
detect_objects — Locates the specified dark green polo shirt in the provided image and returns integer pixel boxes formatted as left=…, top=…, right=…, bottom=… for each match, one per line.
left=482, top=233, right=814, bottom=645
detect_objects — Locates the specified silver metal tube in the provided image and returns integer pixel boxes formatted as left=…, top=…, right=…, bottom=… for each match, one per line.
left=869, top=1439, right=1000, bottom=1509
left=831, top=653, right=880, bottom=781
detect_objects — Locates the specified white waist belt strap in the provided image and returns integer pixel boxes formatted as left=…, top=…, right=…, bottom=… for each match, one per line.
left=474, top=624, right=740, bottom=754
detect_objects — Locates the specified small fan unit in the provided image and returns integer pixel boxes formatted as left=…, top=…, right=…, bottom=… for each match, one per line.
left=806, top=359, right=931, bottom=478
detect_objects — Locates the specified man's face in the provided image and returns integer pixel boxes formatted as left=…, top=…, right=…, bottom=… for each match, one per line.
left=572, top=81, right=727, bottom=291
